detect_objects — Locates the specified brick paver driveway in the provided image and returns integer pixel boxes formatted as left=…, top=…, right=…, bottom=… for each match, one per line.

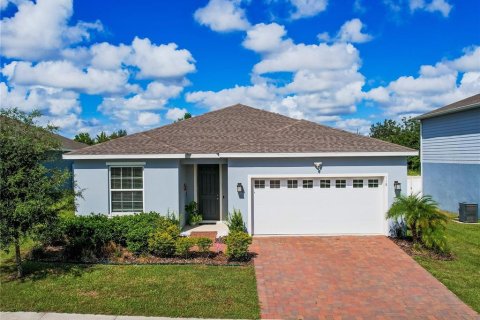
left=252, top=236, right=478, bottom=319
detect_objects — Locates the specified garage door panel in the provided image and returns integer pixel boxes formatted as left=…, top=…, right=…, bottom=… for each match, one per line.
left=252, top=177, right=385, bottom=235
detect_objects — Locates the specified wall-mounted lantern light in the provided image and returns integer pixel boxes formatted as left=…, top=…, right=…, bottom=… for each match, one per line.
left=237, top=183, right=244, bottom=193
left=313, top=161, right=323, bottom=173
left=394, top=181, right=401, bottom=191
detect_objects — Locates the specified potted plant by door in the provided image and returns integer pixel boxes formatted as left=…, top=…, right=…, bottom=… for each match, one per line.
left=185, top=201, right=203, bottom=226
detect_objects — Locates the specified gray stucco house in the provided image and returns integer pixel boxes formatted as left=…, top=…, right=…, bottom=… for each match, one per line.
left=417, top=94, right=480, bottom=213
left=64, top=104, right=416, bottom=235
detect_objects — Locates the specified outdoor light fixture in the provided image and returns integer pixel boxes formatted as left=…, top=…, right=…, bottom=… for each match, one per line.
left=313, top=161, right=323, bottom=173
left=237, top=183, right=244, bottom=193
left=394, top=181, right=401, bottom=191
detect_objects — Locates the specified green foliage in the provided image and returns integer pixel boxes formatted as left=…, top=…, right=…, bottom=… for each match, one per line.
left=148, top=232, right=176, bottom=257
left=225, top=231, right=252, bottom=260
left=227, top=209, right=246, bottom=232
left=185, top=201, right=202, bottom=225
left=174, top=112, right=192, bottom=122
left=196, top=237, right=213, bottom=254
left=0, top=108, right=73, bottom=276
left=73, top=132, right=95, bottom=145
left=387, top=194, right=449, bottom=253
left=175, top=237, right=195, bottom=257
left=370, top=117, right=420, bottom=173
left=75, top=130, right=127, bottom=145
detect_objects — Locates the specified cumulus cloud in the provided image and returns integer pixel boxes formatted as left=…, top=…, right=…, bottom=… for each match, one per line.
left=336, top=19, right=372, bottom=43
left=130, top=37, right=196, bottom=79
left=2, top=60, right=134, bottom=95
left=289, top=0, right=328, bottom=20
left=0, top=0, right=102, bottom=60
left=409, top=0, right=452, bottom=17
left=194, top=0, right=250, bottom=32
left=335, top=118, right=372, bottom=135
left=188, top=22, right=365, bottom=122
left=137, top=112, right=161, bottom=126
left=366, top=46, right=480, bottom=116
left=165, top=107, right=189, bottom=121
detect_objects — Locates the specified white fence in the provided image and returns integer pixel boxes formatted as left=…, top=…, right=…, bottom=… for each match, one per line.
left=407, top=176, right=422, bottom=196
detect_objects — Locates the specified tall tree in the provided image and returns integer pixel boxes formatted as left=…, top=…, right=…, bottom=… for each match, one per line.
left=74, top=132, right=95, bottom=145
left=0, top=109, right=72, bottom=277
left=175, top=112, right=192, bottom=122
left=370, top=117, right=420, bottom=173
left=95, top=131, right=110, bottom=143
left=109, top=129, right=127, bottom=139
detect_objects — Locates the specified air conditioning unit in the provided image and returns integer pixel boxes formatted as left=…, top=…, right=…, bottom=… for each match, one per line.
left=459, top=203, right=478, bottom=223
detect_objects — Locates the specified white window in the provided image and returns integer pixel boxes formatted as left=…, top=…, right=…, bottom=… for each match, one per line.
left=270, top=180, right=280, bottom=188
left=110, top=167, right=143, bottom=213
left=336, top=179, right=346, bottom=188
left=254, top=180, right=265, bottom=189
left=302, top=179, right=313, bottom=188
left=368, top=179, right=379, bottom=188
left=353, top=179, right=364, bottom=188
left=320, top=180, right=330, bottom=188
left=287, top=180, right=298, bottom=188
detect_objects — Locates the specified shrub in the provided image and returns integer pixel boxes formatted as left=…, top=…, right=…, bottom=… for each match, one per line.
left=227, top=209, right=245, bottom=232
left=148, top=232, right=176, bottom=257
left=196, top=237, right=213, bottom=254
left=175, top=237, right=196, bottom=257
left=225, top=231, right=252, bottom=260
left=185, top=201, right=202, bottom=225
left=387, top=194, right=450, bottom=253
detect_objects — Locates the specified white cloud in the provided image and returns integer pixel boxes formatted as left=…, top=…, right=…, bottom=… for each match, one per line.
left=409, top=0, right=452, bottom=17
left=367, top=46, right=480, bottom=116
left=137, top=112, right=161, bottom=126
left=253, top=42, right=360, bottom=74
left=165, top=107, right=189, bottom=121
left=0, top=82, right=80, bottom=115
left=129, top=37, right=196, bottom=79
left=89, top=42, right=131, bottom=70
left=194, top=0, right=250, bottom=32
left=289, top=0, right=328, bottom=20
left=0, top=0, right=102, bottom=60
left=335, top=118, right=371, bottom=135
left=2, top=60, right=134, bottom=95
left=336, top=19, right=372, bottom=43
left=242, top=23, right=291, bottom=53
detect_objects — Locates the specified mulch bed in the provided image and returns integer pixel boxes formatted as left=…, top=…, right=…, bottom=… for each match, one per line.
left=28, top=245, right=255, bottom=266
left=389, top=237, right=454, bottom=261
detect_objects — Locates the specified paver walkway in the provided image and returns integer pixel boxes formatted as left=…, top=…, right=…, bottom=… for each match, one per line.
left=252, top=236, right=479, bottom=319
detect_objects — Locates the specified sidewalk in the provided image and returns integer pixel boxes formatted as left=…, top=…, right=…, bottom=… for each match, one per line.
left=0, top=312, right=232, bottom=320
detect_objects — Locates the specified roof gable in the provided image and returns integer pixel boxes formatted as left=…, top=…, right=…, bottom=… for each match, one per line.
left=416, top=93, right=480, bottom=120
left=66, top=104, right=415, bottom=157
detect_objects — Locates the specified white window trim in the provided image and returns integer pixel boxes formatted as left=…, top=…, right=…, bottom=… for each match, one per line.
left=108, top=165, right=145, bottom=215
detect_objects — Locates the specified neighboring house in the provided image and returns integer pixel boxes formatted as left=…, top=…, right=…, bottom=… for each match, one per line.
left=64, top=104, right=416, bottom=235
left=416, top=94, right=480, bottom=213
left=45, top=133, right=88, bottom=189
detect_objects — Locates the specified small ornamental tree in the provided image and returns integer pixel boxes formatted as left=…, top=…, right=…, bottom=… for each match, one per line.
left=0, top=108, right=73, bottom=277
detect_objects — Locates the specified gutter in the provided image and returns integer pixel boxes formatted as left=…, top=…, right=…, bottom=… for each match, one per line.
left=415, top=102, right=480, bottom=120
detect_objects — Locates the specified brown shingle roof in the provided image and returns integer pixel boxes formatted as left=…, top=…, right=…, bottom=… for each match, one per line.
left=416, top=93, right=480, bottom=120
left=53, top=133, right=88, bottom=151
left=66, top=104, right=415, bottom=156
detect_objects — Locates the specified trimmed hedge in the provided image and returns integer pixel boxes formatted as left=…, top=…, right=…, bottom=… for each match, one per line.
left=225, top=231, right=252, bottom=261
left=42, top=212, right=180, bottom=258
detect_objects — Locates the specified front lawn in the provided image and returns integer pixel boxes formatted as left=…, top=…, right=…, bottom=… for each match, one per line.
left=414, top=220, right=480, bottom=313
left=0, top=244, right=260, bottom=319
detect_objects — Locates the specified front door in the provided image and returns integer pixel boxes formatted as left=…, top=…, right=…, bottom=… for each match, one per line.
left=198, top=164, right=220, bottom=221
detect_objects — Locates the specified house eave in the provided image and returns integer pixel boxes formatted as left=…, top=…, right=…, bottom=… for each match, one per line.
left=415, top=102, right=480, bottom=120
left=63, top=151, right=418, bottom=160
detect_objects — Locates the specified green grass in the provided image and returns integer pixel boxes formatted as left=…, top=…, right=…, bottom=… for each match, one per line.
left=0, top=242, right=260, bottom=318
left=414, top=220, right=480, bottom=313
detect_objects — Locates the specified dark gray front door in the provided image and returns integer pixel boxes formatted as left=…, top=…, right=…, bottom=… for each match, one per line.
left=198, top=164, right=220, bottom=220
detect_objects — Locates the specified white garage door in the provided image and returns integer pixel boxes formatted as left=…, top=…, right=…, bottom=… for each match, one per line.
left=252, top=177, right=386, bottom=235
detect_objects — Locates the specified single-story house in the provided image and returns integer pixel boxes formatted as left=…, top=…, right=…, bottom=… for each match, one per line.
left=416, top=93, right=480, bottom=213
left=64, top=104, right=416, bottom=235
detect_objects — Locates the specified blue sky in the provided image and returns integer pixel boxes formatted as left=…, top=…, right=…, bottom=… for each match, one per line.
left=1, top=0, right=479, bottom=137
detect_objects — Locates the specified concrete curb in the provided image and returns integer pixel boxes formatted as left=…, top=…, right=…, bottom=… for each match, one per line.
left=0, top=312, right=239, bottom=320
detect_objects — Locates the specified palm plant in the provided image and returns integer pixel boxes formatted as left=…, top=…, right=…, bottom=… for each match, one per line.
left=387, top=193, right=449, bottom=253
